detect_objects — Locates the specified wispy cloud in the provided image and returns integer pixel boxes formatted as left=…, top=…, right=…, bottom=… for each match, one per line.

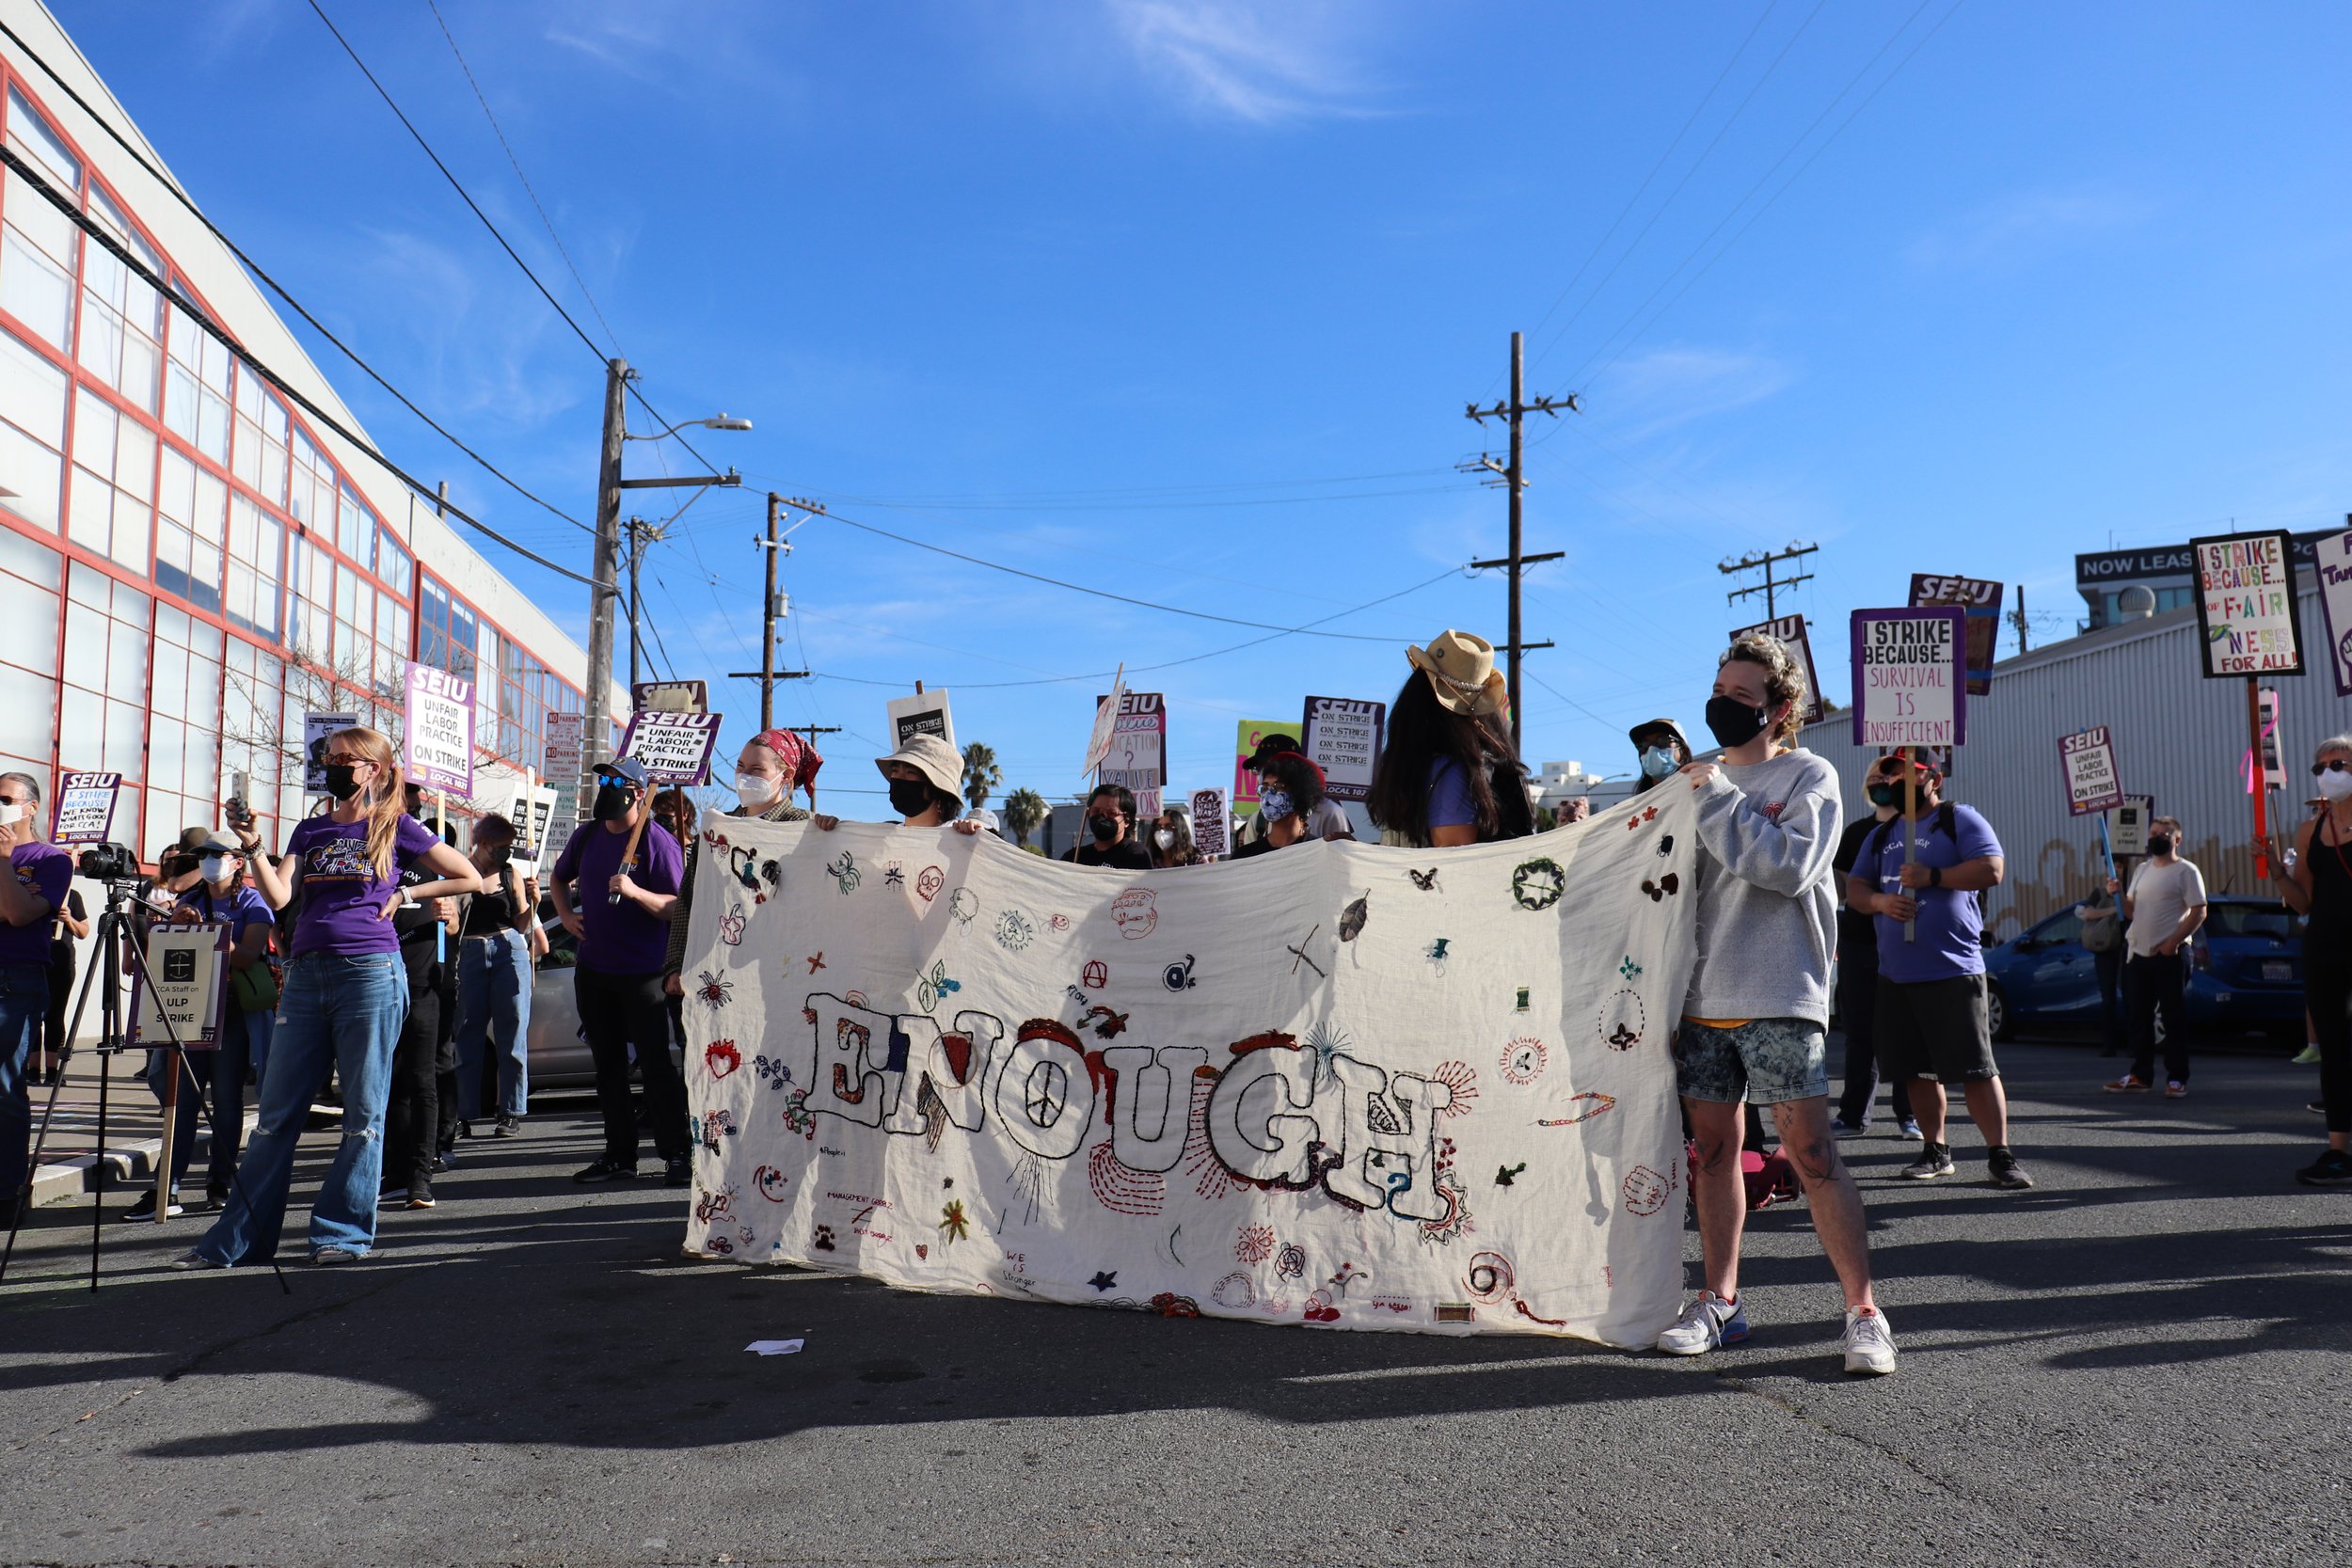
left=1599, top=346, right=1794, bottom=443
left=1104, top=0, right=1383, bottom=122
left=1904, top=188, right=2153, bottom=272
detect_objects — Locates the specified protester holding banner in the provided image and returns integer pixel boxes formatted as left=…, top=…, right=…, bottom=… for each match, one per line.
left=0, top=770, right=71, bottom=1212
left=553, top=757, right=691, bottom=1188
left=1149, top=805, right=1204, bottom=868
left=2261, top=735, right=2352, bottom=1186
left=1654, top=635, right=1894, bottom=1374
left=814, top=736, right=988, bottom=840
left=1843, top=754, right=2032, bottom=1191
left=1232, top=752, right=1331, bottom=861
left=2106, top=816, right=2206, bottom=1098
left=1629, top=720, right=1692, bottom=798
left=178, top=726, right=482, bottom=1269
left=453, top=814, right=536, bottom=1140
left=1830, top=796, right=1917, bottom=1140
left=1366, top=631, right=1533, bottom=848
left=666, top=731, right=816, bottom=996
left=1061, top=783, right=1154, bottom=869
left=1236, top=733, right=1352, bottom=847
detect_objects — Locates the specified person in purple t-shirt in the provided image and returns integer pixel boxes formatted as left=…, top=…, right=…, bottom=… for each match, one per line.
left=1842, top=753, right=2031, bottom=1192
left=176, top=727, right=480, bottom=1270
left=0, top=770, right=72, bottom=1208
left=550, top=757, right=690, bottom=1187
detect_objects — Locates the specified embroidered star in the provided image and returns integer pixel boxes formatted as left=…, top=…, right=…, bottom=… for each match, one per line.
left=806, top=952, right=826, bottom=973
left=1089, top=1270, right=1118, bottom=1292
left=1642, top=806, right=1658, bottom=823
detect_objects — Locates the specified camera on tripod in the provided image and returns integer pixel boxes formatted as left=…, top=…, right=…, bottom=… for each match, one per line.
left=75, top=841, right=143, bottom=882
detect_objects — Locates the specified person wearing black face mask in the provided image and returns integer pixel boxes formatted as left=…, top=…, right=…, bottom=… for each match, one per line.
left=1063, top=783, right=1152, bottom=869
left=812, top=736, right=987, bottom=839
left=2105, top=815, right=2205, bottom=1098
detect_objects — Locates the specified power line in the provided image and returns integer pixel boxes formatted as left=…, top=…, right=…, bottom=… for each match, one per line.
left=0, top=17, right=595, bottom=538
left=424, top=0, right=625, bottom=354
left=0, top=143, right=599, bottom=590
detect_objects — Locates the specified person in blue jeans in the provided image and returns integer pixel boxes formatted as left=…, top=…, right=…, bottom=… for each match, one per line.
left=453, top=813, right=536, bottom=1138
left=120, top=835, right=278, bottom=1221
left=176, top=727, right=480, bottom=1269
left=0, top=770, right=72, bottom=1212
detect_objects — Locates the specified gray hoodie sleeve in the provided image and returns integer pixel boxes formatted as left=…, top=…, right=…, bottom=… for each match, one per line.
left=1690, top=754, right=1842, bottom=897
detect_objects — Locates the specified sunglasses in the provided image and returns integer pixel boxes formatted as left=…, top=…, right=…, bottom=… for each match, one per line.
left=323, top=753, right=373, bottom=768
left=2313, top=759, right=2351, bottom=777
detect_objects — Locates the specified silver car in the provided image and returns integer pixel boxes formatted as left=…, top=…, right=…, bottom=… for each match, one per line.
left=524, top=902, right=684, bottom=1098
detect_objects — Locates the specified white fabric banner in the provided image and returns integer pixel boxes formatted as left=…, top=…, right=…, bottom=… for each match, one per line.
left=679, top=786, right=1700, bottom=1348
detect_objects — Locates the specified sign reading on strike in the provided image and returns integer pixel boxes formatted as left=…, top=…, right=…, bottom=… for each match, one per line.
left=1908, top=575, right=2005, bottom=695
left=2191, top=530, right=2304, bottom=677
left=504, top=782, right=562, bottom=874
left=129, top=920, right=230, bottom=1049
left=1729, top=613, right=1825, bottom=724
left=1850, top=608, right=1967, bottom=751
left=1189, top=787, right=1229, bottom=858
left=51, top=770, right=121, bottom=846
left=887, top=689, right=957, bottom=755
left=2058, top=726, right=2124, bottom=816
left=2108, top=796, right=2153, bottom=857
left=404, top=663, right=475, bottom=797
left=619, top=710, right=724, bottom=785
left=1093, top=690, right=1165, bottom=791
left=1299, top=696, right=1385, bottom=801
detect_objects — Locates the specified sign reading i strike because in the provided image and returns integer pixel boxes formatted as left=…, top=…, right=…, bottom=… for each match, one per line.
left=2190, top=530, right=2305, bottom=678
left=1850, top=608, right=1967, bottom=750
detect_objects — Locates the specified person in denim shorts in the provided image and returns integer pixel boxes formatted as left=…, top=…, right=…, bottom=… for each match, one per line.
left=1653, top=637, right=1895, bottom=1375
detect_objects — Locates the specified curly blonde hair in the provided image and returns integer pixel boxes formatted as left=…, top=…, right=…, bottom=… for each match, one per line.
left=1722, top=633, right=1810, bottom=745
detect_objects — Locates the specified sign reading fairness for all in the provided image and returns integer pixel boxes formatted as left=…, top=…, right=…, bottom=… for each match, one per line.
left=2190, top=530, right=2305, bottom=677
left=404, top=663, right=475, bottom=797
left=1850, top=608, right=1968, bottom=750
left=2058, top=727, right=2124, bottom=816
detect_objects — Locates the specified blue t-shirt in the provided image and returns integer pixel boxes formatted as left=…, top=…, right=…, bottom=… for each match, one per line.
left=1867, top=803, right=2003, bottom=984
left=172, top=881, right=275, bottom=944
left=1427, top=757, right=1477, bottom=832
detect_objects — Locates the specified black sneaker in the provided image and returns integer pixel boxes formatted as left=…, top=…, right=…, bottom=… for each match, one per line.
left=1987, top=1148, right=2034, bottom=1190
left=2296, top=1148, right=2352, bottom=1186
left=1900, top=1142, right=1956, bottom=1180
left=118, top=1190, right=183, bottom=1222
left=454, top=1119, right=475, bottom=1141
left=405, top=1173, right=436, bottom=1210
left=574, top=1155, right=637, bottom=1184
left=431, top=1153, right=453, bottom=1173
left=199, top=1186, right=230, bottom=1212
left=664, top=1155, right=692, bottom=1188
left=492, top=1115, right=522, bottom=1138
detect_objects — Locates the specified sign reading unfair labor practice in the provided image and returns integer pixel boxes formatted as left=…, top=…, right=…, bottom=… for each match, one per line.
left=2058, top=727, right=2124, bottom=816
left=403, top=663, right=475, bottom=797
left=675, top=791, right=1701, bottom=1347
left=1850, top=608, right=1967, bottom=750
left=1730, top=613, right=1825, bottom=724
left=2190, top=530, right=2304, bottom=677
left=620, top=710, right=724, bottom=785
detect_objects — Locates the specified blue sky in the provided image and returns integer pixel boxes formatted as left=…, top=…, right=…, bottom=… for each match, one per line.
left=51, top=0, right=2352, bottom=804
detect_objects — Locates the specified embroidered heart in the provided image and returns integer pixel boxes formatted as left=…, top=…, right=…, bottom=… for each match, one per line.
left=915, top=1243, right=930, bottom=1260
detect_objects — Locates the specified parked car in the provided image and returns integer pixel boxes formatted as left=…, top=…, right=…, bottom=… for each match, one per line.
left=524, top=900, right=686, bottom=1098
left=1982, top=895, right=2304, bottom=1044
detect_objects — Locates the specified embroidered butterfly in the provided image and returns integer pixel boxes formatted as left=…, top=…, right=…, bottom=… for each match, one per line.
left=1407, top=867, right=1440, bottom=891
left=1641, top=875, right=1680, bottom=902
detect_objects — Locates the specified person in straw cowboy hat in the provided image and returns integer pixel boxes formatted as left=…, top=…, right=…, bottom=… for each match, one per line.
left=1365, top=630, right=1534, bottom=849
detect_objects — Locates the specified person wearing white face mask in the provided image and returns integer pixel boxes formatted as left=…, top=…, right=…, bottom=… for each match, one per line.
left=1150, top=807, right=1202, bottom=868
left=0, top=771, right=71, bottom=1212
left=664, top=730, right=819, bottom=1001
left=2263, top=735, right=2352, bottom=1185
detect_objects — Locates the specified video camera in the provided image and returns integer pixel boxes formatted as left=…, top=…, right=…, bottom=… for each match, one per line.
left=74, top=842, right=143, bottom=882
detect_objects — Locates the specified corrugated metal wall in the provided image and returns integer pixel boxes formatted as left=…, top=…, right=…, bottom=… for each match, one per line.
left=1799, top=580, right=2350, bottom=942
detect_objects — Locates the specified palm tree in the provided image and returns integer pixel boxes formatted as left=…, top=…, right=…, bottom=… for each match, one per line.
left=961, top=742, right=1003, bottom=813
left=1002, top=787, right=1047, bottom=847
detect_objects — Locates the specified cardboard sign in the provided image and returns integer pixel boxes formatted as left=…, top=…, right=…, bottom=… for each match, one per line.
left=129, top=920, right=230, bottom=1049
left=404, top=663, right=475, bottom=797
left=1135, top=787, right=1163, bottom=821
left=2107, top=796, right=2153, bottom=858
left=1300, top=696, right=1386, bottom=801
left=503, top=782, right=562, bottom=874
left=2313, top=524, right=2352, bottom=697
left=1083, top=670, right=1128, bottom=779
left=2190, top=530, right=2304, bottom=677
left=619, top=710, right=724, bottom=786
left=632, top=679, right=708, bottom=715
left=1096, top=690, right=1166, bottom=792
left=1850, top=609, right=1967, bottom=751
left=50, top=770, right=121, bottom=846
left=1908, top=575, right=2005, bottom=695
left=303, top=711, right=359, bottom=794
left=1189, top=786, right=1229, bottom=857
left=2058, top=726, right=2124, bottom=816
left=887, top=689, right=957, bottom=755
left=1729, top=613, right=1826, bottom=724
left=1232, top=718, right=1294, bottom=820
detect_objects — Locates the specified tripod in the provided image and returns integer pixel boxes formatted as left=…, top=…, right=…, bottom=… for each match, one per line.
left=0, top=881, right=287, bottom=1293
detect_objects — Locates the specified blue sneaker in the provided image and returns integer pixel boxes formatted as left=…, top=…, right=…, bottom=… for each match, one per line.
left=1656, top=1291, right=1750, bottom=1354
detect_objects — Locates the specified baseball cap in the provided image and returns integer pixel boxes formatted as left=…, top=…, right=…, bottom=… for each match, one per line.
left=1245, top=733, right=1303, bottom=770
left=594, top=756, right=651, bottom=788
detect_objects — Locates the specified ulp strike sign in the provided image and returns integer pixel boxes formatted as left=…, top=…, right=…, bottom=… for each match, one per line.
left=2190, top=530, right=2304, bottom=678
left=1850, top=608, right=1967, bottom=751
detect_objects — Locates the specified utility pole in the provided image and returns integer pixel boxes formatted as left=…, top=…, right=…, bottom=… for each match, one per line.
left=582, top=357, right=628, bottom=798
left=2009, top=583, right=2030, bottom=657
left=1463, top=330, right=1577, bottom=752
left=1720, top=541, right=1818, bottom=621
left=726, top=493, right=823, bottom=730
left=623, top=515, right=673, bottom=691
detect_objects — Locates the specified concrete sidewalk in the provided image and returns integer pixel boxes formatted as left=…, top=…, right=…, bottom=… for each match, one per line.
left=20, top=1050, right=217, bottom=1209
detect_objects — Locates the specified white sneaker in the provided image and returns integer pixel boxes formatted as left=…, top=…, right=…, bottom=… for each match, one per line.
left=1841, top=1307, right=1897, bottom=1375
left=1656, top=1291, right=1750, bottom=1354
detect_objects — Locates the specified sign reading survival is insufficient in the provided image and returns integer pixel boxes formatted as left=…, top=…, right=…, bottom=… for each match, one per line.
left=1850, top=608, right=1967, bottom=751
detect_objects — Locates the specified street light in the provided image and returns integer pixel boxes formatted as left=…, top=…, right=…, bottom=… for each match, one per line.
left=624, top=413, right=753, bottom=441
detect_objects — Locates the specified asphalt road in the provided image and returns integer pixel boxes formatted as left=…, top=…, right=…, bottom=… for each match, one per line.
left=3, top=1035, right=2345, bottom=1568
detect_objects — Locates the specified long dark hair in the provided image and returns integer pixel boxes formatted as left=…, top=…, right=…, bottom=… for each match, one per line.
left=1365, top=672, right=1526, bottom=845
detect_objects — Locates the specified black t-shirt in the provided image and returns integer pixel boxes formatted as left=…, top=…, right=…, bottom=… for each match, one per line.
left=1065, top=838, right=1153, bottom=870
left=1232, top=834, right=1298, bottom=861
left=1831, top=815, right=1883, bottom=957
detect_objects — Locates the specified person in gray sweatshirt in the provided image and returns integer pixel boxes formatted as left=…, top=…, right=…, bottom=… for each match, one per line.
left=1653, top=633, right=1895, bottom=1376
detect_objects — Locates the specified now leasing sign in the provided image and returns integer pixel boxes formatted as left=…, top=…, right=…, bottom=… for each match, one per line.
left=676, top=794, right=1699, bottom=1347
left=1850, top=608, right=1967, bottom=751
